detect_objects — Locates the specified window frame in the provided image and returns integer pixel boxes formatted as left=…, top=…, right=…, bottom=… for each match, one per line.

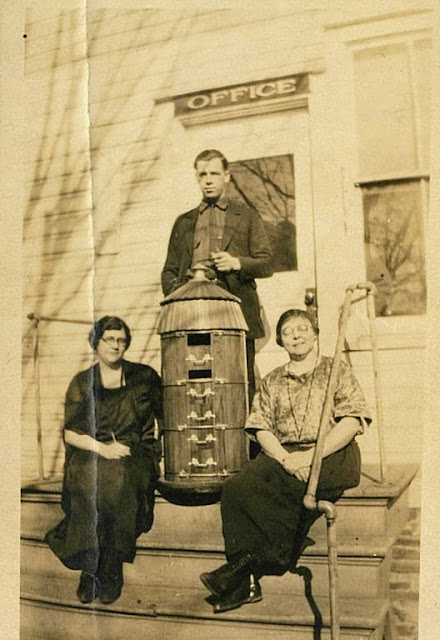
left=350, top=31, right=431, bottom=325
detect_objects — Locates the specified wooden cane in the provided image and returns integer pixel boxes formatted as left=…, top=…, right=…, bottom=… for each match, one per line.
left=303, top=284, right=357, bottom=640
left=304, top=285, right=355, bottom=511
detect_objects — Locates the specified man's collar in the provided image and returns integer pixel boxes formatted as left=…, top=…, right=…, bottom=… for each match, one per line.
left=198, top=194, right=229, bottom=213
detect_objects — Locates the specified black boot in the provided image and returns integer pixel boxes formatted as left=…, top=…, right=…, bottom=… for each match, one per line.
left=98, top=550, right=123, bottom=605
left=213, top=574, right=262, bottom=614
left=76, top=571, right=99, bottom=604
left=200, top=553, right=254, bottom=598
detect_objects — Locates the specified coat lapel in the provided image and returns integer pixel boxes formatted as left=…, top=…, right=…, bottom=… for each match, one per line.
left=184, top=208, right=199, bottom=254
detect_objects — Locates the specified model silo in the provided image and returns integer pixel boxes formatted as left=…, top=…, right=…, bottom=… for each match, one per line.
left=157, top=267, right=249, bottom=503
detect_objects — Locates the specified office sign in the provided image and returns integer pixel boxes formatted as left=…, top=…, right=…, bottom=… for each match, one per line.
left=174, top=74, right=308, bottom=116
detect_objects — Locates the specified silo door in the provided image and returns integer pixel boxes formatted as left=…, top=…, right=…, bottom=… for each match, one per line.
left=170, top=108, right=316, bottom=378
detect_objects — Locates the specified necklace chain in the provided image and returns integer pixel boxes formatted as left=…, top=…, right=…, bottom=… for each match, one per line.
left=286, top=362, right=318, bottom=440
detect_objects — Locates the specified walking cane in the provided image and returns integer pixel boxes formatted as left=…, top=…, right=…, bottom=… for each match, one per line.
left=303, top=284, right=357, bottom=640
left=340, top=283, right=387, bottom=484
left=363, top=283, right=387, bottom=483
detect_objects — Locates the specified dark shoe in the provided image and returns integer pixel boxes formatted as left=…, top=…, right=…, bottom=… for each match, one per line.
left=99, top=578, right=123, bottom=605
left=77, top=571, right=99, bottom=604
left=98, top=552, right=123, bottom=605
left=213, top=575, right=262, bottom=614
left=200, top=553, right=253, bottom=598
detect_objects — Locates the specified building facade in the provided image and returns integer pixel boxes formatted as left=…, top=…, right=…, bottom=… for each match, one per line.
left=21, top=2, right=433, bottom=508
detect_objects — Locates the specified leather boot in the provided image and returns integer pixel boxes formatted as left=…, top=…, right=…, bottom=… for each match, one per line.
left=213, top=574, right=262, bottom=614
left=76, top=571, right=99, bottom=604
left=200, top=553, right=254, bottom=598
left=98, top=550, right=123, bottom=605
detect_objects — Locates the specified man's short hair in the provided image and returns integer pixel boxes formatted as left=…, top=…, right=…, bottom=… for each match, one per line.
left=194, top=149, right=229, bottom=170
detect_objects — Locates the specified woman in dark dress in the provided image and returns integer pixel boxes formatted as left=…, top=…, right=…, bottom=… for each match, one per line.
left=200, top=308, right=370, bottom=613
left=45, top=316, right=162, bottom=605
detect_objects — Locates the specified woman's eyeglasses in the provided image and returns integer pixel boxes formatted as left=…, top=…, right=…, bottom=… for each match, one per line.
left=101, top=337, right=127, bottom=347
left=281, top=324, right=312, bottom=336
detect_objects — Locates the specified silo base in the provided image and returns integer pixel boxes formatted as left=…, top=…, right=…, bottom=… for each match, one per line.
left=156, top=478, right=225, bottom=506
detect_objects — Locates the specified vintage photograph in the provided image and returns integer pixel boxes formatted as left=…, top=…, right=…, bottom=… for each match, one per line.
left=2, top=1, right=437, bottom=638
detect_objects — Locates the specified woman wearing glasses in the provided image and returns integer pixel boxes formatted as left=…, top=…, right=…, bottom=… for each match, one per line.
left=200, top=308, right=370, bottom=613
left=45, top=316, right=162, bottom=605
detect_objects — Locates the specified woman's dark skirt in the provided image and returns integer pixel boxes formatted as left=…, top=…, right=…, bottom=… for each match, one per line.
left=44, top=444, right=159, bottom=575
left=221, top=440, right=361, bottom=575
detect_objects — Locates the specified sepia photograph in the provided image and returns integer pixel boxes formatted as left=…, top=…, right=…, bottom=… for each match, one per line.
left=1, top=1, right=440, bottom=638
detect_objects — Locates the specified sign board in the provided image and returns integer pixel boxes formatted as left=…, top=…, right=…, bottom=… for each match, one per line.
left=174, top=74, right=309, bottom=116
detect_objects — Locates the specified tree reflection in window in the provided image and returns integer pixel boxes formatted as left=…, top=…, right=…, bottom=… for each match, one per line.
left=228, top=154, right=297, bottom=272
left=363, top=180, right=427, bottom=316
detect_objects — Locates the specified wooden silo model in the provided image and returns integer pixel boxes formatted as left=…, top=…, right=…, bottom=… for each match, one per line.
left=157, top=268, right=249, bottom=499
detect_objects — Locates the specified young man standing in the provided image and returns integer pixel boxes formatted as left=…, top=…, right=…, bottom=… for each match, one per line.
left=161, top=149, right=273, bottom=453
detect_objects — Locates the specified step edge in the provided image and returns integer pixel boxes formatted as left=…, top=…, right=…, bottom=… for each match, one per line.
left=20, top=590, right=390, bottom=629
left=19, top=491, right=406, bottom=505
left=20, top=535, right=394, bottom=559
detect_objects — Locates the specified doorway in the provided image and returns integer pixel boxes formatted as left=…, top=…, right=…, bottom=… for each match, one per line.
left=165, top=108, right=316, bottom=378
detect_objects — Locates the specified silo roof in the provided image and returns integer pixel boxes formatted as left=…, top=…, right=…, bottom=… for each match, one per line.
left=157, top=271, right=249, bottom=334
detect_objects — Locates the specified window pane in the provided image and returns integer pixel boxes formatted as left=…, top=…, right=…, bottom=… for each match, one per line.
left=413, top=38, right=432, bottom=168
left=363, top=180, right=426, bottom=316
left=228, top=154, right=297, bottom=272
left=354, top=43, right=417, bottom=176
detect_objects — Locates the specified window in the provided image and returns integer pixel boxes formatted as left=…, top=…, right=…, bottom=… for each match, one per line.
left=363, top=180, right=426, bottom=316
left=228, top=154, right=297, bottom=272
left=354, top=37, right=431, bottom=315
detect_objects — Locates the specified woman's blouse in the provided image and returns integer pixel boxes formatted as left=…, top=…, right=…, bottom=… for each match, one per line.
left=246, top=356, right=370, bottom=444
left=64, top=360, right=162, bottom=448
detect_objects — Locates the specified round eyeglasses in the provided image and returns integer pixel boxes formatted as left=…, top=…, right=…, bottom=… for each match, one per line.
left=281, top=324, right=312, bottom=336
left=101, top=337, right=127, bottom=347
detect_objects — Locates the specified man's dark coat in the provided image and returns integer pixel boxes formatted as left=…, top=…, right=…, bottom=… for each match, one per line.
left=161, top=201, right=273, bottom=339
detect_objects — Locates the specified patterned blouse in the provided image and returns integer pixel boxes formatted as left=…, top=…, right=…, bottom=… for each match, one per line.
left=246, top=356, right=371, bottom=444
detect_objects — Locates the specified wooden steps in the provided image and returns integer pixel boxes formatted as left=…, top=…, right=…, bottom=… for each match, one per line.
left=21, top=537, right=392, bottom=600
left=20, top=464, right=418, bottom=639
left=21, top=574, right=389, bottom=640
left=21, top=464, right=418, bottom=542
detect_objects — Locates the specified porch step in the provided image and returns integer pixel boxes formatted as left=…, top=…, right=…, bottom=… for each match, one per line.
left=21, top=464, right=418, bottom=545
left=21, top=573, right=389, bottom=640
left=20, top=537, right=392, bottom=600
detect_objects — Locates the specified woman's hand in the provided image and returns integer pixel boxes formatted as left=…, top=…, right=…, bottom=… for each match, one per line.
left=292, top=465, right=311, bottom=483
left=65, top=429, right=131, bottom=459
left=98, top=441, right=131, bottom=460
left=281, top=449, right=314, bottom=482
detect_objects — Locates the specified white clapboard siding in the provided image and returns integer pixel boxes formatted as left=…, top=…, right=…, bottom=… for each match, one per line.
left=86, top=20, right=184, bottom=59
left=25, top=173, right=91, bottom=203
left=25, top=38, right=88, bottom=76
left=85, top=9, right=167, bottom=39
left=24, top=267, right=93, bottom=297
left=23, top=229, right=94, bottom=258
left=23, top=293, right=94, bottom=321
left=25, top=8, right=86, bottom=42
left=27, top=109, right=89, bottom=146
left=23, top=154, right=92, bottom=186
left=23, top=254, right=94, bottom=282
left=89, top=265, right=161, bottom=291
left=25, top=67, right=89, bottom=112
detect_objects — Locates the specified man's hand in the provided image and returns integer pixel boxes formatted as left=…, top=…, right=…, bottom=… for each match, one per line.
left=211, top=251, right=241, bottom=272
